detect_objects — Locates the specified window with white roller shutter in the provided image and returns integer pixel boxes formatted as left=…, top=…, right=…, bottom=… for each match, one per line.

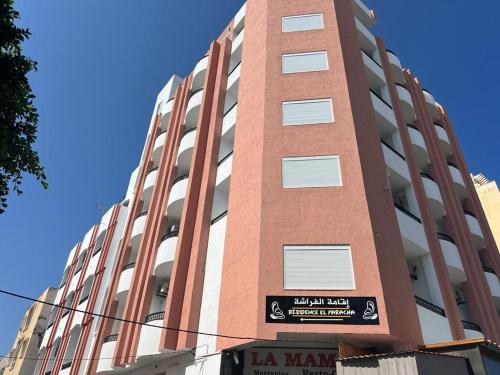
left=282, top=51, right=329, bottom=74
left=282, top=155, right=342, bottom=188
left=282, top=13, right=324, bottom=33
left=284, top=245, right=355, bottom=290
left=282, top=98, right=334, bottom=126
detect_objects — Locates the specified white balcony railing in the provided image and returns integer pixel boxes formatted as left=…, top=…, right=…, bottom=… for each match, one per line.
left=435, top=124, right=451, bottom=157
left=448, top=163, right=466, bottom=200
left=382, top=142, right=411, bottom=190
left=362, top=50, right=385, bottom=90
left=130, top=212, right=147, bottom=249
left=116, top=263, right=135, bottom=302
left=370, top=91, right=397, bottom=137
left=154, top=233, right=177, bottom=279
left=166, top=175, right=189, bottom=221
left=422, top=90, right=440, bottom=121
left=395, top=84, right=416, bottom=122
left=438, top=234, right=466, bottom=285
left=176, top=128, right=197, bottom=175
left=136, top=312, right=165, bottom=361
left=152, top=131, right=166, bottom=167
left=421, top=173, right=444, bottom=219
left=142, top=168, right=158, bottom=208
left=464, top=212, right=484, bottom=249
left=96, top=335, right=118, bottom=373
left=184, top=90, right=204, bottom=130
left=395, top=205, right=430, bottom=258
left=159, top=99, right=174, bottom=131
left=352, top=0, right=376, bottom=29
left=407, top=125, right=428, bottom=168
left=191, top=55, right=209, bottom=92
left=355, top=18, right=376, bottom=53
left=386, top=49, right=405, bottom=84
left=415, top=296, right=452, bottom=344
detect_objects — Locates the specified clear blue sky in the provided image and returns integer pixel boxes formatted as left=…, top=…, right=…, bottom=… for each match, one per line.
left=0, top=0, right=499, bottom=355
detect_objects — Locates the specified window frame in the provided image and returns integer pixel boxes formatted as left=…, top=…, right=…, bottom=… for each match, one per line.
left=282, top=98, right=335, bottom=126
left=283, top=245, right=356, bottom=291
left=282, top=51, right=329, bottom=74
left=281, top=155, right=343, bottom=188
left=282, top=13, right=324, bottom=33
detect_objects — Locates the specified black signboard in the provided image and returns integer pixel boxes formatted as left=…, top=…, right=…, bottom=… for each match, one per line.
left=266, top=296, right=380, bottom=325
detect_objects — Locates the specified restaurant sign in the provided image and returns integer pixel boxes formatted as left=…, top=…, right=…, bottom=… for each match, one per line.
left=244, top=348, right=338, bottom=375
left=266, top=296, right=379, bottom=325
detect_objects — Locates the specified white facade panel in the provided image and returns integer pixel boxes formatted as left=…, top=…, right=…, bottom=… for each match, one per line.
left=282, top=13, right=324, bottom=32
left=282, top=155, right=342, bottom=188
left=282, top=99, right=334, bottom=126
left=284, top=245, right=355, bottom=290
left=282, top=51, right=328, bottom=74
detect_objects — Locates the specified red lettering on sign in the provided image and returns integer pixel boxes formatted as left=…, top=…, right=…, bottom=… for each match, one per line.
left=318, top=353, right=337, bottom=368
left=264, top=352, right=278, bottom=366
left=284, top=352, right=302, bottom=367
left=251, top=352, right=262, bottom=366
left=303, top=353, right=318, bottom=367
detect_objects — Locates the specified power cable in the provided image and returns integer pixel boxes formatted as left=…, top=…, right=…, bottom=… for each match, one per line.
left=0, top=288, right=338, bottom=345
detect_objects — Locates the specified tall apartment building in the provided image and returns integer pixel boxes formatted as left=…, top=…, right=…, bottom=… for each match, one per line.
left=35, top=1, right=500, bottom=374
left=473, top=174, right=500, bottom=249
left=3, top=288, right=56, bottom=375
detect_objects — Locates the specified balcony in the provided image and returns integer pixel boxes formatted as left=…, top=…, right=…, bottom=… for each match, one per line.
left=176, top=127, right=197, bottom=175
left=422, top=90, right=440, bottom=121
left=142, top=168, right=158, bottom=208
left=382, top=141, right=411, bottom=191
left=395, top=84, right=416, bottom=122
left=352, top=0, right=376, bottom=29
left=116, top=263, right=135, bottom=302
left=370, top=91, right=398, bottom=136
left=191, top=55, right=209, bottom=92
left=216, top=152, right=233, bottom=192
left=96, top=335, right=118, bottom=373
left=415, top=296, right=453, bottom=344
left=233, top=3, right=245, bottom=35
left=438, top=233, right=466, bottom=285
left=184, top=89, right=203, bottom=130
left=421, top=173, right=444, bottom=219
left=221, top=103, right=237, bottom=142
left=60, top=362, right=72, bottom=375
left=464, top=211, right=485, bottom=249
left=226, top=62, right=241, bottom=100
left=407, top=125, right=428, bottom=168
left=166, top=175, right=189, bottom=220
left=136, top=312, right=165, bottom=361
left=159, top=98, right=174, bottom=131
left=462, top=320, right=483, bottom=339
left=395, top=204, right=429, bottom=258
left=435, top=124, right=451, bottom=157
left=362, top=50, right=385, bottom=90
left=448, top=163, right=466, bottom=200
left=355, top=18, right=376, bottom=53
left=230, top=29, right=244, bottom=69
left=131, top=212, right=148, bottom=249
left=152, top=130, right=167, bottom=166
left=385, top=49, right=405, bottom=84
left=484, top=268, right=500, bottom=306
left=154, top=232, right=178, bottom=279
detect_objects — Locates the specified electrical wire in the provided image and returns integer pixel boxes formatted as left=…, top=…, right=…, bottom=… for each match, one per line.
left=0, top=351, right=223, bottom=363
left=0, top=288, right=338, bottom=346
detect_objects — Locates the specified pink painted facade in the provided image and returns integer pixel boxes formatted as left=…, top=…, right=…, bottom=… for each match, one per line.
left=36, top=1, right=500, bottom=374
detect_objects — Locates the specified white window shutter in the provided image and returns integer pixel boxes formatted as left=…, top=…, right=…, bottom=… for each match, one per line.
left=282, top=155, right=342, bottom=188
left=282, top=99, right=334, bottom=126
left=284, top=245, right=355, bottom=290
left=282, top=51, right=329, bottom=74
left=282, top=14, right=324, bottom=33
